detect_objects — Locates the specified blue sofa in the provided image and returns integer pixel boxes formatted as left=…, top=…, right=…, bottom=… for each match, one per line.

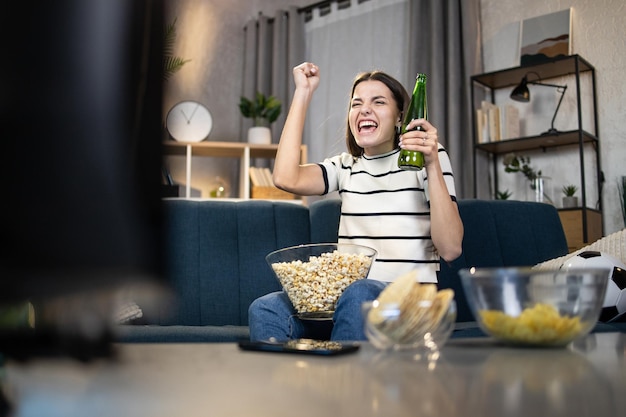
left=115, top=198, right=605, bottom=343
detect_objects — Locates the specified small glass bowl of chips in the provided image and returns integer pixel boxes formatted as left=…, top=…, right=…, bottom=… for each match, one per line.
left=459, top=267, right=609, bottom=347
left=362, top=270, right=457, bottom=353
left=363, top=298, right=457, bottom=353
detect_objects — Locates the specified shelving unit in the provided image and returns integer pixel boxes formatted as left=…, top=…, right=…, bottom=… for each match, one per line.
left=471, top=55, right=603, bottom=250
left=162, top=141, right=307, bottom=200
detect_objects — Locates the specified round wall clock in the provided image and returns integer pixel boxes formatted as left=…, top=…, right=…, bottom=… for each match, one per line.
left=166, top=100, right=213, bottom=142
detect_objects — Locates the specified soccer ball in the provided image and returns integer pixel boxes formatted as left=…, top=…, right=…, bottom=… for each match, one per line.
left=561, top=251, right=626, bottom=322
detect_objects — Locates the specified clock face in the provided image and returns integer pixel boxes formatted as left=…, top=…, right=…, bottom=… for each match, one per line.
left=166, top=101, right=213, bottom=142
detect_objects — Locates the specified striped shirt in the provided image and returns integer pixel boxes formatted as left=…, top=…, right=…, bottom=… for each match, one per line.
left=318, top=146, right=457, bottom=283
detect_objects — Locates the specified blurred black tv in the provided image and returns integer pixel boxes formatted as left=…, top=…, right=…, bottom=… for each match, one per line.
left=1, top=1, right=166, bottom=358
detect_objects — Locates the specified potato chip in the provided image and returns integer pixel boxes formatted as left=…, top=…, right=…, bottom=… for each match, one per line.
left=368, top=269, right=455, bottom=344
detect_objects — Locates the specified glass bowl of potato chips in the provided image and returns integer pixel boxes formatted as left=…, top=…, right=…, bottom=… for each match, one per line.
left=459, top=267, right=609, bottom=347
left=362, top=270, right=457, bottom=353
left=266, top=243, right=377, bottom=318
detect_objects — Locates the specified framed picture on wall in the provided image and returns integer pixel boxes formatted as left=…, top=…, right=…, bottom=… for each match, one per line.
left=520, top=8, right=572, bottom=66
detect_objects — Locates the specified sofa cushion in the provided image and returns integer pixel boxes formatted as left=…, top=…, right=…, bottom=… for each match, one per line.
left=154, top=200, right=312, bottom=327
left=235, top=201, right=313, bottom=324
left=438, top=199, right=569, bottom=322
left=309, top=198, right=341, bottom=243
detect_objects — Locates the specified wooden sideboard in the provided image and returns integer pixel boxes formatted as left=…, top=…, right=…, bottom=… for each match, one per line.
left=558, top=208, right=603, bottom=251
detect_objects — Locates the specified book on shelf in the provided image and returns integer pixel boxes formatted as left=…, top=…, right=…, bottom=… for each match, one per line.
left=249, top=167, right=274, bottom=187
left=249, top=167, right=295, bottom=200
left=475, top=102, right=519, bottom=143
left=476, top=101, right=499, bottom=143
left=500, top=104, right=520, bottom=140
left=475, top=108, right=488, bottom=143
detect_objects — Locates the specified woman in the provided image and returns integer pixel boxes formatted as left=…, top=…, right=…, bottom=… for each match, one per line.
left=249, top=62, right=463, bottom=341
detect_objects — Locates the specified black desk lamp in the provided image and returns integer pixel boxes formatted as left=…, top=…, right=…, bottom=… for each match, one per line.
left=510, top=71, right=568, bottom=135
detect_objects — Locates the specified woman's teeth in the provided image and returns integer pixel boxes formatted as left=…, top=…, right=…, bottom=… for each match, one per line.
left=359, top=121, right=377, bottom=132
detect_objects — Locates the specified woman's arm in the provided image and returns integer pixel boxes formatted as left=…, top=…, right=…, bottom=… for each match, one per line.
left=272, top=63, right=326, bottom=196
left=400, top=119, right=464, bottom=262
left=425, top=159, right=464, bottom=263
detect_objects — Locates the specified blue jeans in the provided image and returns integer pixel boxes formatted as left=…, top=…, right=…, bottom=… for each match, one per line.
left=248, top=279, right=387, bottom=342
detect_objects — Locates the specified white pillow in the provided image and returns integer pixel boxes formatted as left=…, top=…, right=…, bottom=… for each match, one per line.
left=114, top=300, right=143, bottom=324
left=533, top=228, right=626, bottom=270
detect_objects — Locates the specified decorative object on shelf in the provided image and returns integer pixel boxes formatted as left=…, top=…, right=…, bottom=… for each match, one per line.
left=166, top=100, right=213, bottom=142
left=617, top=176, right=626, bottom=227
left=503, top=153, right=553, bottom=204
left=496, top=190, right=512, bottom=200
left=503, top=153, right=540, bottom=181
left=561, top=184, right=579, bottom=208
left=239, top=92, right=282, bottom=145
left=520, top=9, right=572, bottom=66
left=476, top=101, right=519, bottom=143
left=249, top=167, right=294, bottom=200
left=529, top=175, right=553, bottom=204
left=209, top=176, right=229, bottom=198
left=510, top=71, right=567, bottom=135
left=161, top=166, right=179, bottom=197
left=163, top=18, right=190, bottom=81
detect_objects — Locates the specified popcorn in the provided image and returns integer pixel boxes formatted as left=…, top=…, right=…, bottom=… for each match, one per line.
left=271, top=250, right=373, bottom=313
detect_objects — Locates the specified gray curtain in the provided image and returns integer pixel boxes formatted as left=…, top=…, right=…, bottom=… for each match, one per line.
left=406, top=0, right=483, bottom=198
left=242, top=7, right=305, bottom=143
left=243, top=0, right=482, bottom=198
left=303, top=0, right=410, bottom=180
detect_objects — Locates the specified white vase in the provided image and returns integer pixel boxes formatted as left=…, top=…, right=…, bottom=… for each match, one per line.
left=527, top=176, right=554, bottom=205
left=247, top=126, right=271, bottom=145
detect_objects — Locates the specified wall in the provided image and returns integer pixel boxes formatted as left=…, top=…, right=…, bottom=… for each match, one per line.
left=164, top=0, right=625, bottom=235
left=162, top=0, right=308, bottom=198
left=480, top=0, right=626, bottom=235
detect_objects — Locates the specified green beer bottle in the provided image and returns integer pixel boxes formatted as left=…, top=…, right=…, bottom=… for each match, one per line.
left=397, top=73, right=427, bottom=170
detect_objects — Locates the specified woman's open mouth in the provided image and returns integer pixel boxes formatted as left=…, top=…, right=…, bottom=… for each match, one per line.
left=358, top=120, right=378, bottom=133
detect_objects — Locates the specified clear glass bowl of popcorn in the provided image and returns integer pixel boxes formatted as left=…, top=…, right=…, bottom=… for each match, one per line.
left=266, top=243, right=377, bottom=319
left=459, top=267, right=609, bottom=347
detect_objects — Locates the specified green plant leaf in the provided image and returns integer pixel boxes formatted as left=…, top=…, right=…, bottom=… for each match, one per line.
left=561, top=184, right=578, bottom=196
left=502, top=153, right=540, bottom=181
left=239, top=91, right=282, bottom=125
left=238, top=96, right=254, bottom=118
left=496, top=190, right=512, bottom=200
left=164, top=56, right=191, bottom=81
left=163, top=18, right=191, bottom=81
left=164, top=18, right=177, bottom=56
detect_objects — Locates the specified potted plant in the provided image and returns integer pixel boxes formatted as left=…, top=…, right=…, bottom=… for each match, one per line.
left=496, top=190, right=512, bottom=200
left=502, top=153, right=553, bottom=204
left=239, top=91, right=281, bottom=144
left=561, top=184, right=578, bottom=208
